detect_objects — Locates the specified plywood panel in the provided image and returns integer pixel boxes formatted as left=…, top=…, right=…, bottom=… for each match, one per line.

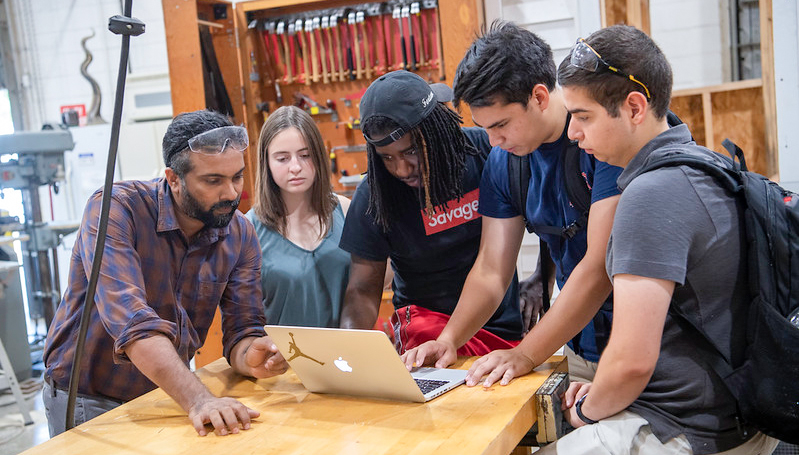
left=671, top=85, right=767, bottom=176
left=162, top=0, right=206, bottom=114
left=600, top=0, right=627, bottom=26
left=669, top=94, right=706, bottom=145
left=711, top=87, right=767, bottom=175
left=759, top=0, right=778, bottom=176
left=438, top=0, right=481, bottom=126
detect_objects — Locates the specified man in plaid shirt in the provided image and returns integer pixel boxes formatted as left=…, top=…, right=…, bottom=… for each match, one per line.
left=43, top=110, right=287, bottom=437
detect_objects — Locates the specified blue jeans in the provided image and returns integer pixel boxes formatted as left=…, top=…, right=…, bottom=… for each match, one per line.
left=42, top=380, right=123, bottom=437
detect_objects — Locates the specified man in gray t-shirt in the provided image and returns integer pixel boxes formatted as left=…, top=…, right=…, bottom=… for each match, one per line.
left=539, top=25, right=779, bottom=455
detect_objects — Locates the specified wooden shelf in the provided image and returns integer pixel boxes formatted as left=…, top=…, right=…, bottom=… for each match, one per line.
left=670, top=79, right=768, bottom=175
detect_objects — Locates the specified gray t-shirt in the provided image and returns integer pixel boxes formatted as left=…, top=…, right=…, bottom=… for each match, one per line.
left=606, top=125, right=752, bottom=453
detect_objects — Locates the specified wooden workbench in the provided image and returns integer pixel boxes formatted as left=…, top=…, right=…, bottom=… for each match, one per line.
left=22, top=355, right=566, bottom=455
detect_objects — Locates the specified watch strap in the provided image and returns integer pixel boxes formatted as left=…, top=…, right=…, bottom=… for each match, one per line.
left=575, top=394, right=599, bottom=425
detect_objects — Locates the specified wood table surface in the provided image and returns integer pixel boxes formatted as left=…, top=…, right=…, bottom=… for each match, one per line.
left=23, top=355, right=567, bottom=455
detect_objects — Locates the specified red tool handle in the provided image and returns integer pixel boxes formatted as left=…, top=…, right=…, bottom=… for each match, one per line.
left=269, top=32, right=283, bottom=78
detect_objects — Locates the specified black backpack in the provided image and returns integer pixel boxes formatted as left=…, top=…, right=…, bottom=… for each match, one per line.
left=640, top=139, right=799, bottom=444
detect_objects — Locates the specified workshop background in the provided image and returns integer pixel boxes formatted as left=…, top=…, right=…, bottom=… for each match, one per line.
left=0, top=0, right=798, bottom=454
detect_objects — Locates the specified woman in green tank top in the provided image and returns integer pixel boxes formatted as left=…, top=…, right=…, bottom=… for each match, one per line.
left=246, top=106, right=351, bottom=327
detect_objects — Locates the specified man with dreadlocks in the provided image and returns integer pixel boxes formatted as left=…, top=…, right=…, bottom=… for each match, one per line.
left=339, top=70, right=524, bottom=355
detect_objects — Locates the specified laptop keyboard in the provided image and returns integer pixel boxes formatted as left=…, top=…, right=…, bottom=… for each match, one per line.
left=414, top=378, right=449, bottom=394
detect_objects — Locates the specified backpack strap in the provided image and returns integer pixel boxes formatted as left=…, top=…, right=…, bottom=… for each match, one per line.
left=518, top=139, right=591, bottom=239
left=721, top=138, right=749, bottom=172
left=555, top=140, right=591, bottom=239
left=562, top=140, right=592, bottom=214
left=508, top=152, right=534, bottom=233
left=637, top=142, right=753, bottom=439
left=639, top=153, right=743, bottom=194
left=669, top=300, right=751, bottom=439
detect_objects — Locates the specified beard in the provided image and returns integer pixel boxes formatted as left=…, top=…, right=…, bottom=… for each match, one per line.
left=180, top=180, right=240, bottom=228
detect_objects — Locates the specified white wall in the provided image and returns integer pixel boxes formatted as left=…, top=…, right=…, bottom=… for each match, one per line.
left=773, top=0, right=799, bottom=192
left=485, top=0, right=601, bottom=67
left=7, top=0, right=170, bottom=128
left=649, top=0, right=728, bottom=90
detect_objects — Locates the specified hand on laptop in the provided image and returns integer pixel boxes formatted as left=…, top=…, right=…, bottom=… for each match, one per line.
left=245, top=336, right=289, bottom=378
left=401, top=340, right=457, bottom=370
left=464, top=347, right=535, bottom=387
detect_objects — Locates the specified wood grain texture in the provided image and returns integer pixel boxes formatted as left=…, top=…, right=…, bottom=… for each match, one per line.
left=672, top=81, right=767, bottom=176
left=21, top=356, right=567, bottom=455
left=162, top=0, right=205, bottom=114
left=759, top=0, right=778, bottom=176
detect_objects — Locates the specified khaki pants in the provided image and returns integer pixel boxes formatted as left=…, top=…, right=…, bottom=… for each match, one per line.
left=537, top=410, right=779, bottom=455
left=564, top=345, right=598, bottom=383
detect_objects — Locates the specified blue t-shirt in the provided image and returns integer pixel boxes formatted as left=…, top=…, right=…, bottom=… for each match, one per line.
left=479, top=126, right=622, bottom=361
left=339, top=127, right=524, bottom=341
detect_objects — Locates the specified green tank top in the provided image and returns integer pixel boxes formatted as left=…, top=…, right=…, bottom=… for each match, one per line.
left=245, top=203, right=350, bottom=327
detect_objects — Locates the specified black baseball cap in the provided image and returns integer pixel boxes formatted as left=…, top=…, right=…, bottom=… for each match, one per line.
left=359, top=70, right=453, bottom=147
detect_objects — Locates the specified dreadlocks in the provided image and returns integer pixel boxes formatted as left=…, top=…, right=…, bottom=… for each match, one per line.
left=363, top=103, right=478, bottom=232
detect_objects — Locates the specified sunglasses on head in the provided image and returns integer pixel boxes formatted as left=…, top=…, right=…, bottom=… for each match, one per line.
left=570, top=38, right=651, bottom=99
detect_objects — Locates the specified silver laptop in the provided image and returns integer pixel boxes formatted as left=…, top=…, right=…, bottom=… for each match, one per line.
left=265, top=325, right=468, bottom=402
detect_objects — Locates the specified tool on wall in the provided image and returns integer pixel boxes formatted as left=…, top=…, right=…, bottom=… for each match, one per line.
left=287, top=20, right=300, bottom=84
left=256, top=20, right=283, bottom=103
left=367, top=4, right=387, bottom=76
left=294, top=92, right=336, bottom=119
left=321, top=16, right=336, bottom=82
left=426, top=0, right=445, bottom=80
left=247, top=1, right=447, bottom=91
left=393, top=6, right=406, bottom=71
left=357, top=11, right=372, bottom=79
left=295, top=19, right=309, bottom=86
left=401, top=5, right=416, bottom=71
left=410, top=2, right=424, bottom=68
left=305, top=19, right=318, bottom=84
left=347, top=11, right=363, bottom=79
left=277, top=20, right=293, bottom=84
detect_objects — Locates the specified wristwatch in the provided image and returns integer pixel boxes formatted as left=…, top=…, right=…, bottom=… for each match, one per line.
left=575, top=394, right=599, bottom=425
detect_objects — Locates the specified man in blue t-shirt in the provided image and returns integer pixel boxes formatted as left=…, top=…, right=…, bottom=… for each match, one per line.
left=339, top=71, right=524, bottom=354
left=402, top=22, right=622, bottom=386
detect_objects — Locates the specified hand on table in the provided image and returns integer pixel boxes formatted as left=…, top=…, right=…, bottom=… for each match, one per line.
left=465, top=347, right=535, bottom=387
left=189, top=395, right=259, bottom=436
left=400, top=339, right=457, bottom=370
left=245, top=336, right=288, bottom=378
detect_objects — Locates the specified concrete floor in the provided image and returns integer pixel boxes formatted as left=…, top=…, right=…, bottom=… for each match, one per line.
left=0, top=376, right=49, bottom=455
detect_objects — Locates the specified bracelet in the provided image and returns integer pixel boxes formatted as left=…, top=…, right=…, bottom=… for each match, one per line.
left=575, top=394, right=599, bottom=425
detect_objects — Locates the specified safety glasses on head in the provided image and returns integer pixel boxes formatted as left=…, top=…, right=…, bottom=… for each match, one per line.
left=570, top=38, right=651, bottom=99
left=187, top=125, right=249, bottom=155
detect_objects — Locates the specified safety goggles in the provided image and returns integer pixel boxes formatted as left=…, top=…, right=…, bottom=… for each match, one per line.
left=187, top=125, right=249, bottom=155
left=570, top=38, right=651, bottom=99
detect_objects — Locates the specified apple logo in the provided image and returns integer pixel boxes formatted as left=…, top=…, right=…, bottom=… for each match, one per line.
left=334, top=357, right=353, bottom=373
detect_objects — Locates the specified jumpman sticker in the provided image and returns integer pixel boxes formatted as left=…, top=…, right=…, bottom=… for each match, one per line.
left=287, top=332, right=324, bottom=365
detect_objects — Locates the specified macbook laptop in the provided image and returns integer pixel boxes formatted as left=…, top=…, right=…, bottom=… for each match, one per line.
left=265, top=325, right=468, bottom=402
